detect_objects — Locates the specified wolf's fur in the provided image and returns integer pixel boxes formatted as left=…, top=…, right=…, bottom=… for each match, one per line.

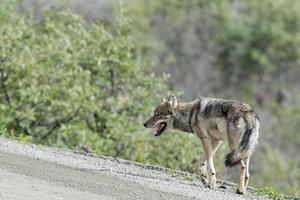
left=143, top=95, right=259, bottom=194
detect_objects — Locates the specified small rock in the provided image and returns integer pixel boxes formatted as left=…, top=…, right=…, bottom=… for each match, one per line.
left=219, top=185, right=227, bottom=189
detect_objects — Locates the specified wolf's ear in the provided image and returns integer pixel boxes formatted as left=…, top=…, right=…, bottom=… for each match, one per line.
left=161, top=97, right=167, bottom=102
left=167, top=94, right=177, bottom=108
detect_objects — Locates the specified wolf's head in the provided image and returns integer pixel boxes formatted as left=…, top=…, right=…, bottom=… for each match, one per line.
left=143, top=95, right=177, bottom=136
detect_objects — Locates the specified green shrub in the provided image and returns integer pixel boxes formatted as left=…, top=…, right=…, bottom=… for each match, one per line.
left=0, top=1, right=167, bottom=160
left=256, top=187, right=286, bottom=200
left=216, top=0, right=300, bottom=79
left=0, top=1, right=205, bottom=173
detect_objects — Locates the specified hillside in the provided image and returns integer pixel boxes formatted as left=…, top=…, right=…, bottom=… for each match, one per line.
left=1, top=0, right=299, bottom=197
left=0, top=137, right=274, bottom=200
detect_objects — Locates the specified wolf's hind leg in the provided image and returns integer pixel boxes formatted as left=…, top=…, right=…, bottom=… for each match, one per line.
left=237, top=160, right=246, bottom=194
left=244, top=156, right=250, bottom=189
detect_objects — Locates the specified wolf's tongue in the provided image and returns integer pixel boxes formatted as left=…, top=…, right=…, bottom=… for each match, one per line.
left=154, top=123, right=166, bottom=136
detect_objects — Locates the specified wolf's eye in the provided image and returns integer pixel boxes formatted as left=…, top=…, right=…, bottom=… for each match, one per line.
left=167, top=111, right=172, bottom=115
left=155, top=112, right=160, bottom=117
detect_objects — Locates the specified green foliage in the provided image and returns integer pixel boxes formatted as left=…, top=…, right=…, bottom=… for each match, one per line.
left=248, top=95, right=300, bottom=196
left=216, top=0, right=300, bottom=78
left=256, top=187, right=286, bottom=200
left=0, top=1, right=204, bottom=176
left=0, top=1, right=168, bottom=161
left=0, top=128, right=33, bottom=143
left=128, top=0, right=300, bottom=84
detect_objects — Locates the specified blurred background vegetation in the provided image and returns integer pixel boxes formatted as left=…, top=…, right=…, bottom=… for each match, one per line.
left=0, top=0, right=299, bottom=196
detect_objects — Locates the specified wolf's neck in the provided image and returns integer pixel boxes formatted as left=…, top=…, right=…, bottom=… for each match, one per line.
left=172, top=102, right=195, bottom=133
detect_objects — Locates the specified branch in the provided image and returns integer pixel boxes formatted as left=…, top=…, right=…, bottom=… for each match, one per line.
left=40, top=105, right=82, bottom=140
left=109, top=68, right=115, bottom=96
left=0, top=70, right=31, bottom=136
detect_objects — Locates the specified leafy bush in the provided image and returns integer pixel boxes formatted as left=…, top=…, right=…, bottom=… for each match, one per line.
left=216, top=0, right=300, bottom=82
left=0, top=1, right=206, bottom=173
left=0, top=1, right=165, bottom=159
left=253, top=96, right=300, bottom=196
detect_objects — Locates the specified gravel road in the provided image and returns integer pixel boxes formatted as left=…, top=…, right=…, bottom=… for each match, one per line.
left=0, top=137, right=268, bottom=200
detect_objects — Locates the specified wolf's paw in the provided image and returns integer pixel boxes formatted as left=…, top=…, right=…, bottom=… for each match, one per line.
left=237, top=187, right=246, bottom=195
left=209, top=178, right=216, bottom=189
left=205, top=176, right=216, bottom=189
left=201, top=176, right=208, bottom=185
left=208, top=183, right=216, bottom=190
left=200, top=173, right=208, bottom=185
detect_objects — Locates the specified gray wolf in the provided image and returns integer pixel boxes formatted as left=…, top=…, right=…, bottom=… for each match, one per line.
left=143, top=95, right=259, bottom=194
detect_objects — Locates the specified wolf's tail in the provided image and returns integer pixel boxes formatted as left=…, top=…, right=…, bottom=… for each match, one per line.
left=225, top=112, right=259, bottom=167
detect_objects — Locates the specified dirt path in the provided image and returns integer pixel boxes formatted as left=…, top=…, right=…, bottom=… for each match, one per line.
left=0, top=137, right=267, bottom=200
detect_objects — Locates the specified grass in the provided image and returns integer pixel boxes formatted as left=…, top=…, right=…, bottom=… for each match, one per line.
left=166, top=168, right=199, bottom=182
left=0, top=129, right=33, bottom=143
left=256, top=187, right=287, bottom=200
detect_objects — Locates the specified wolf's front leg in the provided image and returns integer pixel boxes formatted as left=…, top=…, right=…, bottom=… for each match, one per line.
left=200, top=138, right=216, bottom=189
left=199, top=156, right=208, bottom=185
left=208, top=157, right=217, bottom=189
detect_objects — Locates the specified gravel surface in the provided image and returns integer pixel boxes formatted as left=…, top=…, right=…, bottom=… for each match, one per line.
left=0, top=137, right=269, bottom=200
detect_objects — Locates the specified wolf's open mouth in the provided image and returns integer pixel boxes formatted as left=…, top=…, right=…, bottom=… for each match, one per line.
left=154, top=122, right=167, bottom=136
